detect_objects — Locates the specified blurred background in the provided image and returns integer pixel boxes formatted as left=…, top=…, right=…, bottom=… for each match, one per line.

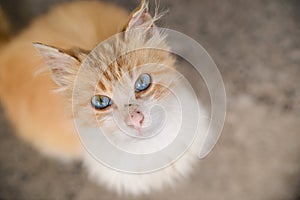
left=0, top=0, right=299, bottom=199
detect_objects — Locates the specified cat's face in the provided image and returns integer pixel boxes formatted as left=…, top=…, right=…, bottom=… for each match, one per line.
left=73, top=48, right=177, bottom=139
left=71, top=42, right=184, bottom=157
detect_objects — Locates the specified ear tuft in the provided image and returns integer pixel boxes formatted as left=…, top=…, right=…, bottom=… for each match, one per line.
left=125, top=0, right=151, bottom=30
left=123, top=0, right=165, bottom=32
left=122, top=0, right=167, bottom=43
left=33, top=42, right=80, bottom=89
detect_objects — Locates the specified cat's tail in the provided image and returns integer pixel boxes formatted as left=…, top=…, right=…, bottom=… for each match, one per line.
left=0, top=7, right=11, bottom=48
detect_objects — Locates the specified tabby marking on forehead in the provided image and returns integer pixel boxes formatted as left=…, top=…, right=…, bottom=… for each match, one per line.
left=98, top=81, right=107, bottom=91
left=92, top=48, right=176, bottom=95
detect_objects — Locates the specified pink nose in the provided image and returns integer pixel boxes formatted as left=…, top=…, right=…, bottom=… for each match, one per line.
left=129, top=111, right=144, bottom=129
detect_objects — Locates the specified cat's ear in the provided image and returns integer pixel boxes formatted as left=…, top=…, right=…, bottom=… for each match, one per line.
left=122, top=0, right=160, bottom=37
left=33, top=43, right=89, bottom=88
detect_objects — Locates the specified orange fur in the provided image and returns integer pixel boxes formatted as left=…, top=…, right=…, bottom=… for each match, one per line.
left=0, top=1, right=129, bottom=159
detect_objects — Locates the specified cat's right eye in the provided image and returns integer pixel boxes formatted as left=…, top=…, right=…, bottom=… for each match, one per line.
left=135, top=73, right=152, bottom=93
left=91, top=95, right=112, bottom=110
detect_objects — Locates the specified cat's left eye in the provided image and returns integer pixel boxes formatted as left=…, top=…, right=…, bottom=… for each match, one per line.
left=135, top=73, right=151, bottom=93
left=91, top=95, right=112, bottom=110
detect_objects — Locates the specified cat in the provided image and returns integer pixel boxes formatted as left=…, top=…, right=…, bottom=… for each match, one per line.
left=0, top=0, right=208, bottom=195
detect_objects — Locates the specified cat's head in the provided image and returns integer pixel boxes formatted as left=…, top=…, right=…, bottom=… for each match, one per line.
left=34, top=1, right=180, bottom=141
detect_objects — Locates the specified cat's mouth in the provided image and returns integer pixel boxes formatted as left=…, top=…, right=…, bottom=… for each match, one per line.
left=126, top=110, right=144, bottom=130
left=113, top=105, right=167, bottom=139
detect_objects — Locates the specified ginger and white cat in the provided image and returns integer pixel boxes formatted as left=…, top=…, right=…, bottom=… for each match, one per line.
left=0, top=0, right=208, bottom=195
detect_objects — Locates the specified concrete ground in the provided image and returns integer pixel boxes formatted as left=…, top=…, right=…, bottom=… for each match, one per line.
left=0, top=0, right=299, bottom=199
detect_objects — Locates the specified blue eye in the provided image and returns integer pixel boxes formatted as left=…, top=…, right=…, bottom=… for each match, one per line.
left=135, top=73, right=151, bottom=93
left=91, top=95, right=112, bottom=110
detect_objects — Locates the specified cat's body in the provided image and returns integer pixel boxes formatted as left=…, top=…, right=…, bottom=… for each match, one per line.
left=0, top=1, right=207, bottom=195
